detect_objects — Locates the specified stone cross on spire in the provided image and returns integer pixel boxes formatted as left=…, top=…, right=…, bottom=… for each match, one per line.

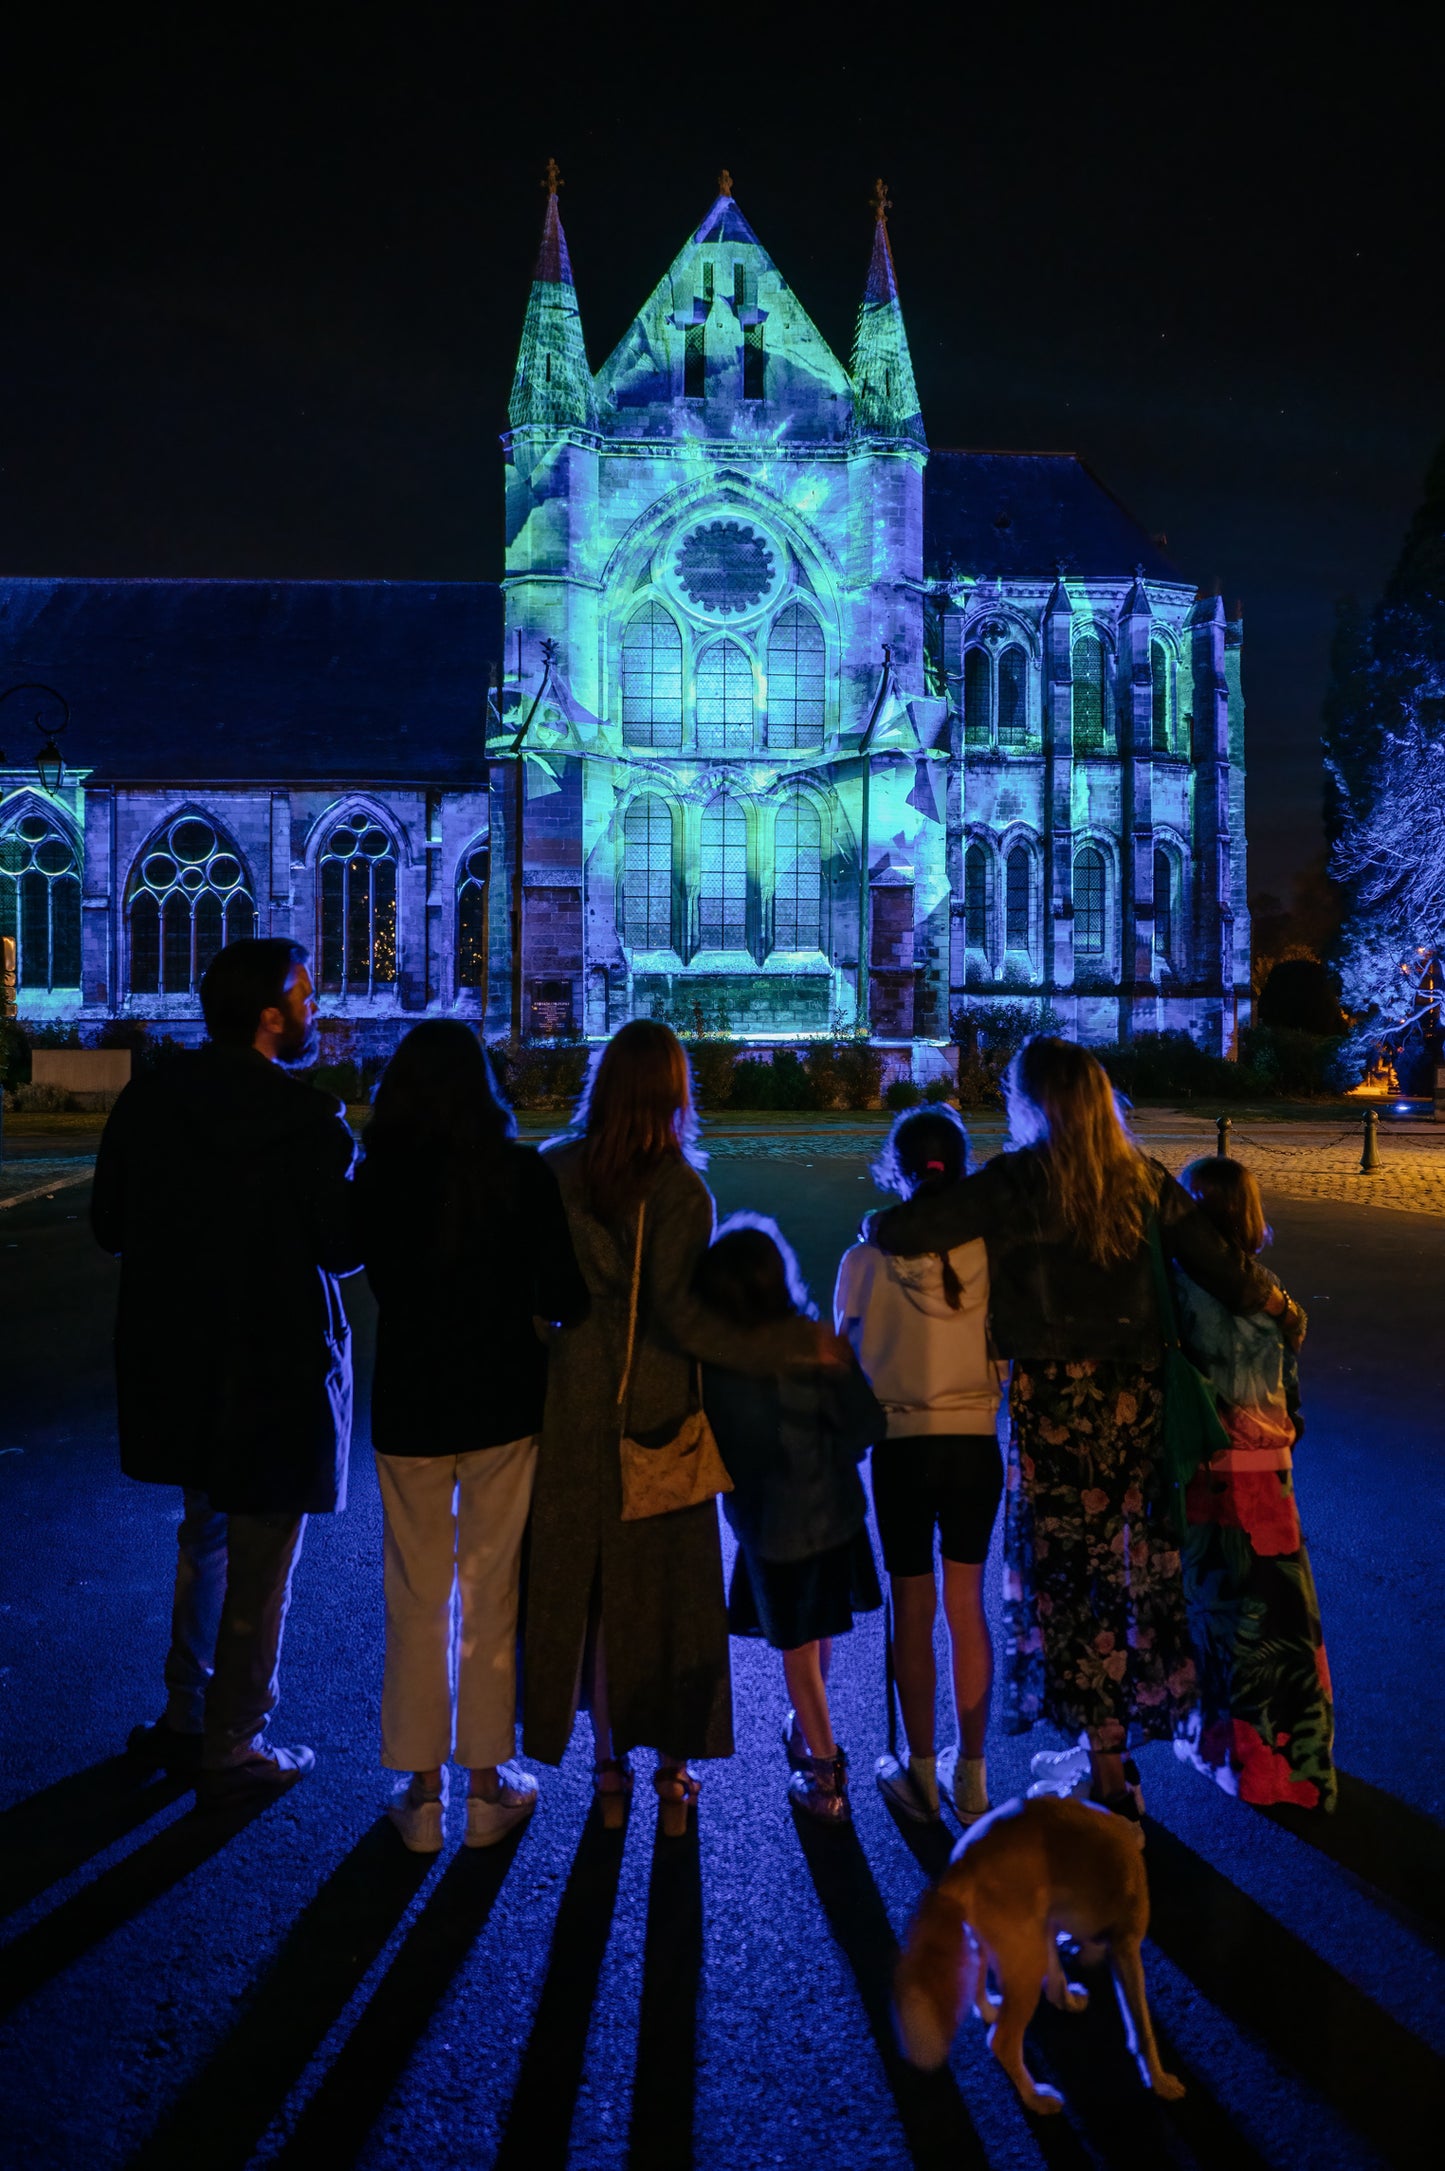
left=543, top=156, right=563, bottom=196
left=717, top=168, right=733, bottom=198
left=869, top=176, right=892, bottom=224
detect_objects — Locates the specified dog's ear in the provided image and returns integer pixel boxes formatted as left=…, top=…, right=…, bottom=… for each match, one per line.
left=894, top=1885, right=970, bottom=2070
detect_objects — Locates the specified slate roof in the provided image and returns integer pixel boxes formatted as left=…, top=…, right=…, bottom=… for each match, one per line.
left=924, top=451, right=1180, bottom=584
left=0, top=579, right=502, bottom=785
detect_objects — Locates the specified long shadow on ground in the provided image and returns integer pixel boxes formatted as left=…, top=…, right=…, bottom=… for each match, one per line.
left=629, top=1819, right=704, bottom=2170
left=0, top=1755, right=189, bottom=1922
left=1265, top=1770, right=1445, bottom=1953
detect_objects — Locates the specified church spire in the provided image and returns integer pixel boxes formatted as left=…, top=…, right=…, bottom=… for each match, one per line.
left=508, top=160, right=597, bottom=432
left=849, top=179, right=925, bottom=449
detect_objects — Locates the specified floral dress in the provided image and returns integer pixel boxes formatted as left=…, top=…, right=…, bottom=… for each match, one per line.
left=1171, top=1278, right=1336, bottom=1811
left=1003, top=1359, right=1199, bottom=1752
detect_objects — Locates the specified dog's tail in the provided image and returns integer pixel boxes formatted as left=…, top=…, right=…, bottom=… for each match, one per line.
left=893, top=1875, right=975, bottom=2070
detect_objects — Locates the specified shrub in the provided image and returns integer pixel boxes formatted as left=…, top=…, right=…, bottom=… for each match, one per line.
left=730, top=1049, right=814, bottom=1110
left=688, top=1038, right=743, bottom=1112
left=832, top=1040, right=884, bottom=1110
left=884, top=1079, right=922, bottom=1111
left=953, top=1000, right=1056, bottom=1106
left=10, top=1080, right=75, bottom=1113
left=311, top=1059, right=364, bottom=1104
left=1238, top=1025, right=1349, bottom=1098
left=488, top=1036, right=590, bottom=1113
left=1097, top=1030, right=1247, bottom=1104
left=923, top=1078, right=954, bottom=1104
left=0, top=1018, right=30, bottom=1091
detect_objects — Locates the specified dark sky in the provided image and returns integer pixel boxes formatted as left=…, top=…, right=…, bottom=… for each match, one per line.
left=3, top=7, right=1441, bottom=901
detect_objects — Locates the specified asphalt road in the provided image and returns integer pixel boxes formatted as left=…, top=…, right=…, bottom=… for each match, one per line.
left=1, top=1149, right=1443, bottom=2170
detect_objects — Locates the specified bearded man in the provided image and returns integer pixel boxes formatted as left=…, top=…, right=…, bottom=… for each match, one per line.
left=92, top=938, right=360, bottom=1806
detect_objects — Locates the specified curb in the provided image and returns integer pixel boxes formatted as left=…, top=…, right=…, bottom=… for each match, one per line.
left=0, top=1168, right=94, bottom=1214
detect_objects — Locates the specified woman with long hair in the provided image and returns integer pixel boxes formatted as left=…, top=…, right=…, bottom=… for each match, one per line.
left=522, top=1019, right=835, bottom=1835
left=357, top=1022, right=588, bottom=1853
left=869, top=1035, right=1295, bottom=1818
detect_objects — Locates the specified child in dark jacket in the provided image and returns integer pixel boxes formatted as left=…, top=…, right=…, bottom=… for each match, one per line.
left=697, top=1215, right=885, bottom=1823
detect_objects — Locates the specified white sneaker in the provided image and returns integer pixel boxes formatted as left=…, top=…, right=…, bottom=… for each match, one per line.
left=939, top=1747, right=991, bottom=1826
left=1027, top=1745, right=1091, bottom=1801
left=874, top=1753, right=941, bottom=1823
left=387, top=1777, right=445, bottom=1854
left=465, top=1762, right=538, bottom=1848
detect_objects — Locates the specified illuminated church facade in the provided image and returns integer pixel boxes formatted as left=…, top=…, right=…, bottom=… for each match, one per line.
left=0, top=178, right=1250, bottom=1063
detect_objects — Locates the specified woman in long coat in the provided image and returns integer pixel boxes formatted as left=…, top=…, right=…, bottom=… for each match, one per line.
left=523, top=1021, right=829, bottom=1833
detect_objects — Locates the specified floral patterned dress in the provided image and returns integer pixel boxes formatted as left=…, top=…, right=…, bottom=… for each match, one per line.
left=1003, top=1359, right=1199, bottom=1752
left=1171, top=1278, right=1336, bottom=1811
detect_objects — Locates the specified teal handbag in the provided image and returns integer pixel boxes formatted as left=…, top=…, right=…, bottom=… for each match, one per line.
left=1146, top=1214, right=1229, bottom=1540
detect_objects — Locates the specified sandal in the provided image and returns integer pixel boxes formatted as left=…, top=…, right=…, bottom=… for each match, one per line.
left=791, top=1749, right=851, bottom=1824
left=653, top=1763, right=701, bottom=1838
left=593, top=1756, right=633, bottom=1831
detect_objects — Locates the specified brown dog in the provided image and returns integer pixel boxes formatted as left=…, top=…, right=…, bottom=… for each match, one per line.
left=894, top=1794, right=1184, bottom=2115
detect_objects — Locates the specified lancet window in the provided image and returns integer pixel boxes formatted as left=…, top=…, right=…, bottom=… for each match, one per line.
left=621, top=603, right=685, bottom=749
left=1154, top=847, right=1175, bottom=966
left=699, top=792, right=748, bottom=950
left=696, top=640, right=756, bottom=755
left=766, top=606, right=825, bottom=750
left=1073, top=845, right=1107, bottom=958
left=128, top=812, right=255, bottom=997
left=964, top=843, right=992, bottom=952
left=1005, top=846, right=1031, bottom=952
left=1151, top=641, right=1171, bottom=754
left=1072, top=636, right=1108, bottom=753
left=0, top=810, right=81, bottom=991
left=318, top=812, right=397, bottom=997
left=456, top=843, right=489, bottom=989
left=773, top=796, right=822, bottom=951
left=623, top=796, right=674, bottom=950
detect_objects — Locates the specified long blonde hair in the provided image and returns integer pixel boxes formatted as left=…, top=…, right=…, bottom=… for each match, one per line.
left=1005, top=1035, right=1153, bottom=1266
left=578, top=1019, right=698, bottom=1223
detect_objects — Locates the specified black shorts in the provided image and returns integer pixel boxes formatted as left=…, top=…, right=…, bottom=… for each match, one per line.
left=870, top=1433, right=1004, bottom=1577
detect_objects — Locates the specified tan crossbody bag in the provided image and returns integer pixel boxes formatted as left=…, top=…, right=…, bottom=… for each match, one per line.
left=616, top=1199, right=733, bottom=1522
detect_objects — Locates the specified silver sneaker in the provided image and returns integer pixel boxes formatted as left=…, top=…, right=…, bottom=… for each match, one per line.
left=388, top=1776, right=446, bottom=1855
left=465, top=1762, right=538, bottom=1849
left=874, top=1753, right=941, bottom=1823
left=1027, top=1745, right=1092, bottom=1801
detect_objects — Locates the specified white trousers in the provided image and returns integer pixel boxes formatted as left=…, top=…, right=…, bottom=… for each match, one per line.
left=375, top=1435, right=538, bottom=1772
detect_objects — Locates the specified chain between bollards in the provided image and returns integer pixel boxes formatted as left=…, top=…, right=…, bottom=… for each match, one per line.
left=1216, top=1114, right=1231, bottom=1158
left=1360, top=1107, right=1381, bottom=1174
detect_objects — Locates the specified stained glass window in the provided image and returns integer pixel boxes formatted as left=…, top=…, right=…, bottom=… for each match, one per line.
left=774, top=796, right=822, bottom=951
left=1006, top=846, right=1031, bottom=951
left=696, top=639, right=756, bottom=754
left=1074, top=846, right=1107, bottom=958
left=1151, top=641, right=1171, bottom=753
left=456, top=843, right=489, bottom=989
left=0, top=812, right=81, bottom=990
left=623, top=796, right=674, bottom=949
left=767, top=606, right=825, bottom=749
left=699, top=793, right=748, bottom=951
left=1072, top=637, right=1107, bottom=752
left=965, top=843, right=992, bottom=951
left=127, top=812, right=255, bottom=997
left=998, top=647, right=1028, bottom=748
left=1155, top=847, right=1174, bottom=965
left=675, top=522, right=775, bottom=615
left=964, top=647, right=992, bottom=747
left=318, top=812, right=397, bottom=996
left=621, top=603, right=684, bottom=748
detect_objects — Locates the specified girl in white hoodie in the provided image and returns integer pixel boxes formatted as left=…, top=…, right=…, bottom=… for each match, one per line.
left=834, top=1107, right=1004, bottom=1825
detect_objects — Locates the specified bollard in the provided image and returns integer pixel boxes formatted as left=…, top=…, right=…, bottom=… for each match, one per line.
left=1360, top=1107, right=1380, bottom=1174
left=1216, top=1114, right=1231, bottom=1159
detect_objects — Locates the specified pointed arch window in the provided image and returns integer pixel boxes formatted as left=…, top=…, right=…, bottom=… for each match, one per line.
left=128, top=812, right=255, bottom=997
left=1073, top=845, right=1107, bottom=958
left=1150, top=640, right=1171, bottom=754
left=0, top=810, right=81, bottom=990
left=774, top=796, right=822, bottom=951
left=623, top=796, right=675, bottom=950
left=998, top=648, right=1028, bottom=749
left=699, top=793, right=748, bottom=951
left=621, top=603, right=684, bottom=748
left=1005, top=845, right=1032, bottom=951
left=1072, top=636, right=1108, bottom=753
left=456, top=842, right=489, bottom=989
left=766, top=605, right=825, bottom=750
left=964, top=843, right=992, bottom=952
left=318, top=811, right=397, bottom=997
left=696, top=639, right=756, bottom=754
left=1154, top=847, right=1175, bottom=967
left=964, top=647, right=992, bottom=747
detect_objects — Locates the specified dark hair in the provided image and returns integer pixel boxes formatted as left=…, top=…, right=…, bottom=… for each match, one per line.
left=576, top=1019, right=700, bottom=1223
left=693, top=1212, right=814, bottom=1327
left=1179, top=1156, right=1270, bottom=1256
left=366, top=1022, right=515, bottom=1162
left=200, top=939, right=308, bottom=1046
left=872, top=1106, right=972, bottom=1310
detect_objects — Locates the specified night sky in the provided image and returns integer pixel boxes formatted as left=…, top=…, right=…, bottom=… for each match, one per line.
left=3, top=10, right=1441, bottom=901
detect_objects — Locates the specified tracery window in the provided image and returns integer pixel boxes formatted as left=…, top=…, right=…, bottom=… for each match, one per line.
left=964, top=647, right=992, bottom=747
left=766, top=606, right=825, bottom=750
left=774, top=796, right=822, bottom=951
left=622, top=603, right=684, bottom=749
left=1072, top=636, right=1108, bottom=753
left=318, top=811, right=397, bottom=996
left=1073, top=845, right=1107, bottom=958
left=964, top=843, right=992, bottom=952
left=1005, top=845, right=1031, bottom=952
left=623, top=796, right=674, bottom=950
left=0, top=811, right=81, bottom=990
left=1154, top=847, right=1175, bottom=966
left=997, top=647, right=1028, bottom=749
left=456, top=843, right=489, bottom=989
left=1150, top=641, right=1171, bottom=754
left=128, top=812, right=255, bottom=997
left=699, top=792, right=748, bottom=951
left=696, top=639, right=756, bottom=754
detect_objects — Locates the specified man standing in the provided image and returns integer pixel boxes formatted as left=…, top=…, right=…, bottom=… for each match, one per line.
left=92, top=938, right=360, bottom=1806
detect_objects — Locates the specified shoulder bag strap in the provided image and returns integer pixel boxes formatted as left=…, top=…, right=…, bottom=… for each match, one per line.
left=616, top=1197, right=646, bottom=1421
left=1145, top=1207, right=1180, bottom=1350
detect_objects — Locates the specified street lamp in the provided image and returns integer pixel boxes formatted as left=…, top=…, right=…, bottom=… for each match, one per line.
left=0, top=684, right=71, bottom=793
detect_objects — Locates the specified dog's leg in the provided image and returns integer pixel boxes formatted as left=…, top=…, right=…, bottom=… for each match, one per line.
left=983, top=1929, right=1062, bottom=2116
left=1044, top=1934, right=1089, bottom=2014
left=1111, top=1936, right=1185, bottom=2101
left=894, top=1884, right=970, bottom=2070
left=972, top=1935, right=1001, bottom=2024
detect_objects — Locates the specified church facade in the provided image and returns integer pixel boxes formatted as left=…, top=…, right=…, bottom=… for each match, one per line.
left=1, top=180, right=1250, bottom=1065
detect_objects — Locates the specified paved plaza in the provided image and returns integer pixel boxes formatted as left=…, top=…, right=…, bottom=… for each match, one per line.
left=0, top=1118, right=1442, bottom=2168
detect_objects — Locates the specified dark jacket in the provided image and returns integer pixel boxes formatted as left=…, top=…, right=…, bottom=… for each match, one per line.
left=356, top=1139, right=589, bottom=1455
left=91, top=1045, right=361, bottom=1514
left=704, top=1355, right=885, bottom=1565
left=869, top=1149, right=1276, bottom=1364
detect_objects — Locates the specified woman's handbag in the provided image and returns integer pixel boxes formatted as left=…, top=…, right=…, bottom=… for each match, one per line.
left=1146, top=1212, right=1230, bottom=1539
left=616, top=1201, right=734, bottom=1522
